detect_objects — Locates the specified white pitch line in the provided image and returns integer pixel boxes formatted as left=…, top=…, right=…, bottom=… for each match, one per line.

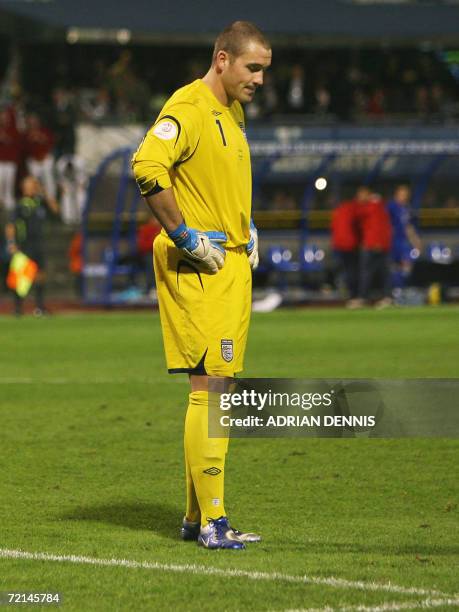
left=288, top=596, right=459, bottom=611
left=0, top=549, right=455, bottom=600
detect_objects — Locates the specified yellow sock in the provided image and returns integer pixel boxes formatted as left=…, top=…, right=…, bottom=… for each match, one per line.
left=184, top=390, right=229, bottom=527
left=184, top=442, right=200, bottom=523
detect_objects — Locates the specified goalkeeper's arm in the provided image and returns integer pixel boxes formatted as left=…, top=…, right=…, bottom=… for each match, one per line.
left=143, top=188, right=226, bottom=274
left=143, top=187, right=184, bottom=236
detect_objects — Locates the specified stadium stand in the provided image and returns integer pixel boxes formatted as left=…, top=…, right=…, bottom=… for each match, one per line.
left=1, top=1, right=459, bottom=307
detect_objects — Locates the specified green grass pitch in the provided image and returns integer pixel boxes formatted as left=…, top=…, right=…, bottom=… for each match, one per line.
left=0, top=307, right=458, bottom=611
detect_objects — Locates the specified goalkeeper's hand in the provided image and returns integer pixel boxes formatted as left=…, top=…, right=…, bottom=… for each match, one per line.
left=168, top=223, right=227, bottom=274
left=246, top=219, right=259, bottom=270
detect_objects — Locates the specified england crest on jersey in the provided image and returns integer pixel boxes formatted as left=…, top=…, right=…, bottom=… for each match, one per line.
left=221, top=339, right=234, bottom=362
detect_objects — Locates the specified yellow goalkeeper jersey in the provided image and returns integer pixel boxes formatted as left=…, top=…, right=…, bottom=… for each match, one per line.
left=132, top=79, right=252, bottom=248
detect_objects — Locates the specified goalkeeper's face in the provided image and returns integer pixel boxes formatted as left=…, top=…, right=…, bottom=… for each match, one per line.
left=222, top=41, right=272, bottom=104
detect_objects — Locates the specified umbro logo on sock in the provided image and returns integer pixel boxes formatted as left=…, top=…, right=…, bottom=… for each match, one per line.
left=203, top=467, right=221, bottom=476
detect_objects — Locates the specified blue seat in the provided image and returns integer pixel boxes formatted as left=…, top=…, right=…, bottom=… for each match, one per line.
left=263, top=245, right=299, bottom=291
left=427, top=242, right=452, bottom=264
left=300, top=244, right=326, bottom=272
left=266, top=246, right=300, bottom=272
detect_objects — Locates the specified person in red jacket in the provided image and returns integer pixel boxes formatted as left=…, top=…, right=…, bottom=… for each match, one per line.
left=116, top=216, right=162, bottom=294
left=137, top=216, right=161, bottom=293
left=0, top=107, right=21, bottom=212
left=354, top=187, right=393, bottom=308
left=23, top=113, right=56, bottom=200
left=137, top=216, right=161, bottom=258
left=68, top=231, right=83, bottom=297
left=331, top=198, right=360, bottom=301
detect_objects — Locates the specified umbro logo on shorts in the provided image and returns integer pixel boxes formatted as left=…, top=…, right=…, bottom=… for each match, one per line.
left=203, top=467, right=222, bottom=476
left=221, top=339, right=233, bottom=363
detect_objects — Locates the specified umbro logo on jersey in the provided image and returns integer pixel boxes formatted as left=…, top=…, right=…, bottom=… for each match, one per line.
left=221, top=339, right=233, bottom=362
left=204, top=467, right=221, bottom=476
left=211, top=110, right=222, bottom=116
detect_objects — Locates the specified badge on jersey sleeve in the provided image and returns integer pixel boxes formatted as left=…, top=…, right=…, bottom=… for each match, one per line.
left=153, top=120, right=178, bottom=140
left=221, top=339, right=234, bottom=362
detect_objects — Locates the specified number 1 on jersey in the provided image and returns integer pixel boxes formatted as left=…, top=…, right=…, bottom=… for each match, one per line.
left=215, top=119, right=227, bottom=146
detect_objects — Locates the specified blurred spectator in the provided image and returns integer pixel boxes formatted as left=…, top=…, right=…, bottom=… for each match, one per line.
left=430, top=82, right=457, bottom=121
left=247, top=71, right=280, bottom=119
left=367, top=88, right=386, bottom=117
left=431, top=83, right=446, bottom=117
left=245, top=98, right=262, bottom=120
left=352, top=87, right=368, bottom=117
left=56, top=154, right=88, bottom=224
left=51, top=86, right=77, bottom=157
left=286, top=64, right=307, bottom=113
left=5, top=175, right=59, bottom=315
left=107, top=50, right=150, bottom=121
left=80, top=87, right=111, bottom=123
left=23, top=113, right=56, bottom=199
left=0, top=106, right=21, bottom=212
left=415, top=85, right=430, bottom=117
left=116, top=216, right=161, bottom=293
left=331, top=197, right=360, bottom=301
left=349, top=187, right=392, bottom=308
left=261, top=72, right=279, bottom=116
left=313, top=80, right=331, bottom=116
left=136, top=216, right=161, bottom=292
left=108, top=51, right=134, bottom=93
left=387, top=184, right=421, bottom=289
left=9, top=44, right=459, bottom=124
left=92, top=59, right=110, bottom=90
left=269, top=190, right=297, bottom=211
left=68, top=231, right=83, bottom=297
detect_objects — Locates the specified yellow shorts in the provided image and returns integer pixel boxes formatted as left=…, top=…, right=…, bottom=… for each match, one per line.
left=153, top=233, right=252, bottom=376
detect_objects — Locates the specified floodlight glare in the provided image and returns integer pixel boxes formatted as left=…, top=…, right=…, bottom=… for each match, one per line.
left=315, top=177, right=327, bottom=191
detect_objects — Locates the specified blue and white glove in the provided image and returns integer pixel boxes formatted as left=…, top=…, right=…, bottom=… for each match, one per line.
left=168, top=223, right=227, bottom=274
left=246, top=219, right=259, bottom=270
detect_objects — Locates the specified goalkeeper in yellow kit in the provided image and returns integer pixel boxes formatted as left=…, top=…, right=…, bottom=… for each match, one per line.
left=132, top=21, right=271, bottom=549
